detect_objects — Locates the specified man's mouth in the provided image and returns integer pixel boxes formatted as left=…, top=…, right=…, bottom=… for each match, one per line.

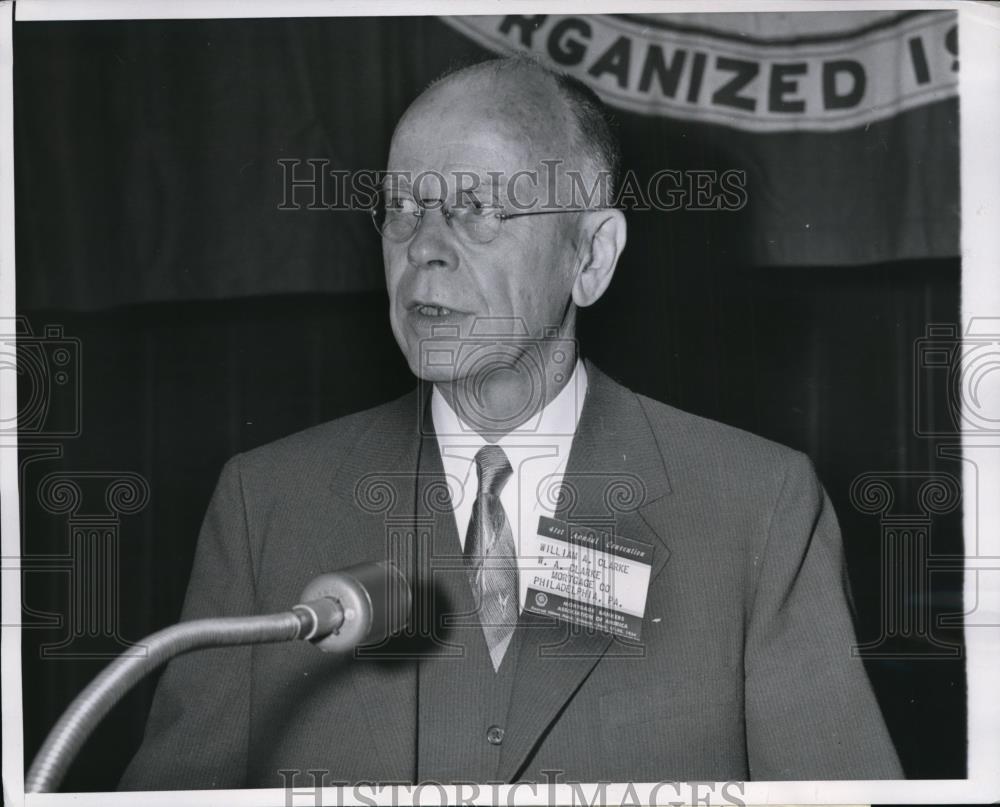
left=417, top=304, right=452, bottom=316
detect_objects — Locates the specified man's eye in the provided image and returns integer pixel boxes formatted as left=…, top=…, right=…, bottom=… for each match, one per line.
left=453, top=198, right=500, bottom=217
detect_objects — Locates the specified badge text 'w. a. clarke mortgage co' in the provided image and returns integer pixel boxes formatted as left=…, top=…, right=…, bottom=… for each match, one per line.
left=525, top=516, right=654, bottom=641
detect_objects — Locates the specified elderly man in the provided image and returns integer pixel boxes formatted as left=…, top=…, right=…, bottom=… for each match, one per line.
left=120, top=57, right=902, bottom=789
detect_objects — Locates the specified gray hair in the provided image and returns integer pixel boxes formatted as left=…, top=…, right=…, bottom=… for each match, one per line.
left=428, top=55, right=622, bottom=206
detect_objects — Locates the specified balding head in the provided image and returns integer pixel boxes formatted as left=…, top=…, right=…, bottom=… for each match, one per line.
left=391, top=57, right=621, bottom=208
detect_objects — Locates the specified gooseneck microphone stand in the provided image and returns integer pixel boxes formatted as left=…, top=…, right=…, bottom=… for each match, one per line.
left=26, top=561, right=411, bottom=794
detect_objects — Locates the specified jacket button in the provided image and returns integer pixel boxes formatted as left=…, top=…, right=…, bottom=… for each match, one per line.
left=486, top=725, right=504, bottom=745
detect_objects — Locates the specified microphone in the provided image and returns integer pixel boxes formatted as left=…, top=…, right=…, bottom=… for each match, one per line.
left=26, top=561, right=411, bottom=794
left=294, top=561, right=411, bottom=651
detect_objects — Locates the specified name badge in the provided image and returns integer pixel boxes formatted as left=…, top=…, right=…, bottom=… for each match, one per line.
left=524, top=515, right=654, bottom=641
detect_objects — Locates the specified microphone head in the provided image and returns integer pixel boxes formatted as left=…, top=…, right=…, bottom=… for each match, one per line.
left=297, top=561, right=411, bottom=653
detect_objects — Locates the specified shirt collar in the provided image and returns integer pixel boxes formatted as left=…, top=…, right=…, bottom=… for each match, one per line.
left=431, top=358, right=588, bottom=453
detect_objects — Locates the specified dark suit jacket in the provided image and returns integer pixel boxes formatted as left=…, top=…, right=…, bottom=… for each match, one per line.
left=120, top=362, right=902, bottom=788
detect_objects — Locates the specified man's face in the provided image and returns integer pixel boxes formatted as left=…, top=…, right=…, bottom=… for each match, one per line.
left=382, top=78, right=580, bottom=384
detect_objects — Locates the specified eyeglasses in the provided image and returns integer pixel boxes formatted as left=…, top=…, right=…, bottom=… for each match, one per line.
left=370, top=189, right=593, bottom=245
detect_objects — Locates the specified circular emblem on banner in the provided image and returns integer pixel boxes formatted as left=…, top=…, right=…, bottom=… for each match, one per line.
left=535, top=592, right=548, bottom=607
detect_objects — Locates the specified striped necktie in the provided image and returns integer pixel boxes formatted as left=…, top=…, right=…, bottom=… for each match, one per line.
left=464, top=444, right=519, bottom=671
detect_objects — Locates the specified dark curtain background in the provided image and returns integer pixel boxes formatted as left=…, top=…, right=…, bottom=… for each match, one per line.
left=14, top=17, right=965, bottom=791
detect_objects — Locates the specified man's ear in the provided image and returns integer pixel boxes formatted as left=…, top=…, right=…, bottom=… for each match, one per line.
left=571, top=209, right=627, bottom=308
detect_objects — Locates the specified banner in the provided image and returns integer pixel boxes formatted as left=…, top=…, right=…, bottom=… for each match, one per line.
left=442, top=12, right=958, bottom=132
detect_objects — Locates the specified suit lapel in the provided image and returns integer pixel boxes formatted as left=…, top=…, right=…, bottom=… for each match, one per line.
left=497, top=361, right=675, bottom=781
left=319, top=386, right=426, bottom=576
left=413, top=409, right=484, bottom=661
left=314, top=385, right=428, bottom=777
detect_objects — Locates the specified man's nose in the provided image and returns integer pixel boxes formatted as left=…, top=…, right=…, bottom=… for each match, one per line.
left=406, top=207, right=459, bottom=270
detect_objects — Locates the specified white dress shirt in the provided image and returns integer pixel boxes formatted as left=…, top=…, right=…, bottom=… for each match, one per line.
left=431, top=359, right=588, bottom=613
